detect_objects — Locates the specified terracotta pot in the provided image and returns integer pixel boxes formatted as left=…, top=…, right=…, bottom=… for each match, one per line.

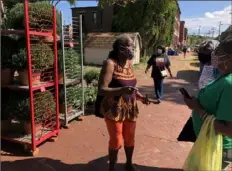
left=59, top=104, right=72, bottom=113
left=18, top=69, right=41, bottom=85
left=1, top=119, right=11, bottom=134
left=24, top=122, right=42, bottom=135
left=1, top=68, right=14, bottom=85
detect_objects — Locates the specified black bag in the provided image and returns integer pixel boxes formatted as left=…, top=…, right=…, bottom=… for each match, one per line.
left=177, top=117, right=197, bottom=142
left=94, top=95, right=104, bottom=118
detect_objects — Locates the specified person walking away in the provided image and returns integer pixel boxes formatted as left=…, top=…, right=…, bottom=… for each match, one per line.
left=183, top=46, right=187, bottom=58
left=198, top=39, right=219, bottom=75
left=97, top=34, right=150, bottom=171
left=183, top=35, right=232, bottom=170
left=145, top=45, right=173, bottom=103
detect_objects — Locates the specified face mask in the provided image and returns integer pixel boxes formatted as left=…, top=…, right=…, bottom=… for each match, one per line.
left=157, top=49, right=163, bottom=54
left=120, top=47, right=134, bottom=60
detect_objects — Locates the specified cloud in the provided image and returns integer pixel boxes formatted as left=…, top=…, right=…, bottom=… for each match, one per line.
left=183, top=5, right=232, bottom=36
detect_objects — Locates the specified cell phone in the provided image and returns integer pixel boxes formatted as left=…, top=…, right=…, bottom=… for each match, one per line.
left=179, top=88, right=192, bottom=99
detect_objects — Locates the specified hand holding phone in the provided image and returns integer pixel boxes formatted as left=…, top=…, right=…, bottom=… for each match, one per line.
left=179, top=88, right=192, bottom=99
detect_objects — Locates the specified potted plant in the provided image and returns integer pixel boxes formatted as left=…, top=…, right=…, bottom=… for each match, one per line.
left=1, top=36, right=17, bottom=85
left=84, top=86, right=98, bottom=114
left=14, top=91, right=56, bottom=135
left=58, top=48, right=81, bottom=83
left=13, top=43, right=54, bottom=85
left=5, top=2, right=61, bottom=34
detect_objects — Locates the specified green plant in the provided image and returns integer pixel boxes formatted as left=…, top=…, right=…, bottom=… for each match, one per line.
left=58, top=48, right=81, bottom=78
left=12, top=43, right=53, bottom=72
left=85, top=86, right=98, bottom=106
left=84, top=69, right=100, bottom=84
left=5, top=1, right=61, bottom=33
left=34, top=91, right=56, bottom=123
left=140, top=56, right=150, bottom=64
left=59, top=86, right=82, bottom=108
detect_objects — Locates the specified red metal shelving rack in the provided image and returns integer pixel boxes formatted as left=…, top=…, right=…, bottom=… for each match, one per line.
left=1, top=0, right=59, bottom=155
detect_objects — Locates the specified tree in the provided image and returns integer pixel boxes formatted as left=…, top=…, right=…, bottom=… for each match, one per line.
left=3, top=0, right=75, bottom=9
left=111, top=0, right=177, bottom=55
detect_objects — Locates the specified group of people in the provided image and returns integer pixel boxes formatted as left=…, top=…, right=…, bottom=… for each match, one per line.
left=95, top=34, right=232, bottom=171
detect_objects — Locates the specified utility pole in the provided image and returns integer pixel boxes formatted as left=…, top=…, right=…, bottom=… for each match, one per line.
left=218, top=21, right=223, bottom=41
left=211, top=27, right=215, bottom=38
left=198, top=25, right=201, bottom=36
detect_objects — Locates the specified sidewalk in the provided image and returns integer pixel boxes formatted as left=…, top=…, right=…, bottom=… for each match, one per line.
left=1, top=55, right=197, bottom=171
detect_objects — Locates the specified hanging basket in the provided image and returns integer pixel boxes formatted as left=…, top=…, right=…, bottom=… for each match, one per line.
left=18, top=69, right=41, bottom=86
left=1, top=68, right=15, bottom=85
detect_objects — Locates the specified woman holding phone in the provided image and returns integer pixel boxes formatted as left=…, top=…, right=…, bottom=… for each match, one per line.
left=97, top=34, right=150, bottom=171
left=182, top=36, right=232, bottom=170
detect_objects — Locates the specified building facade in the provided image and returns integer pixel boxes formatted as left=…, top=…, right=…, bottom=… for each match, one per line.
left=172, top=1, right=181, bottom=47
left=71, top=5, right=113, bottom=34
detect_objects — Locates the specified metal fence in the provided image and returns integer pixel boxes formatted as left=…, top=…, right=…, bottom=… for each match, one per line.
left=59, top=12, right=84, bottom=127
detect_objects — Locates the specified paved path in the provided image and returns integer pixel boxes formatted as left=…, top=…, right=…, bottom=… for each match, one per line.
left=1, top=54, right=199, bottom=171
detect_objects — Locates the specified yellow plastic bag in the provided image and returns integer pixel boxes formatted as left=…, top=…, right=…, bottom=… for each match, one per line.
left=183, top=115, right=223, bottom=171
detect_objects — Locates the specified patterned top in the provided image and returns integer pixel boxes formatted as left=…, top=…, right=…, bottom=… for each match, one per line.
left=100, top=59, right=139, bottom=121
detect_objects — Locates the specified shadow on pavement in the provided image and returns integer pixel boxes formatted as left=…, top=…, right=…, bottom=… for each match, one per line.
left=1, top=156, right=182, bottom=171
left=138, top=79, right=198, bottom=105
left=176, top=70, right=199, bottom=83
left=190, top=62, right=200, bottom=68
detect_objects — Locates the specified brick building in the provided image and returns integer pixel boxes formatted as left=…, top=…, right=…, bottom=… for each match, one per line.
left=172, top=0, right=181, bottom=47
left=179, top=21, right=185, bottom=45
left=71, top=5, right=113, bottom=34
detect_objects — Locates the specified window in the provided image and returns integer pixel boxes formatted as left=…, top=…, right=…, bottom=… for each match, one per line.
left=93, top=12, right=97, bottom=24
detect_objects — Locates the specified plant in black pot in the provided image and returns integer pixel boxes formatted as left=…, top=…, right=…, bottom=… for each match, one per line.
left=13, top=43, right=54, bottom=86
left=1, top=36, right=17, bottom=85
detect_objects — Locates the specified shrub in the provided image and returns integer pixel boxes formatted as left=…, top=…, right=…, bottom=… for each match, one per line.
left=58, top=48, right=81, bottom=79
left=8, top=90, right=56, bottom=123
left=85, top=86, right=98, bottom=106
left=12, top=43, right=54, bottom=72
left=5, top=1, right=61, bottom=33
left=140, top=56, right=150, bottom=64
left=84, top=69, right=100, bottom=84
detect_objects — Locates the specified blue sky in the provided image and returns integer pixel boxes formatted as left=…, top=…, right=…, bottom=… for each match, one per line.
left=56, top=0, right=232, bottom=36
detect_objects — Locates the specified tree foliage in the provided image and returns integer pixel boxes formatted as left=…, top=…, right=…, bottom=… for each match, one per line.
left=111, top=0, right=177, bottom=54
left=188, top=35, right=207, bottom=46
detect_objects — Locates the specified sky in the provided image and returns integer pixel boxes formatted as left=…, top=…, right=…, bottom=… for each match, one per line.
left=56, top=0, right=232, bottom=36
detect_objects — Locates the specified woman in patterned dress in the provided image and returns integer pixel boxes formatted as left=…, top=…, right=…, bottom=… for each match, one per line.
left=98, top=34, right=150, bottom=171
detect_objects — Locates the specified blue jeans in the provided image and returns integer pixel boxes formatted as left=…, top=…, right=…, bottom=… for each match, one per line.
left=153, top=78, right=164, bottom=100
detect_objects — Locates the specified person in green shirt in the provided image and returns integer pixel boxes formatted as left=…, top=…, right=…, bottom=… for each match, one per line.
left=183, top=35, right=232, bottom=170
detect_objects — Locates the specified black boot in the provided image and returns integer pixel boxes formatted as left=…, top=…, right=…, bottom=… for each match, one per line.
left=108, top=148, right=119, bottom=171
left=124, top=146, right=138, bottom=171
